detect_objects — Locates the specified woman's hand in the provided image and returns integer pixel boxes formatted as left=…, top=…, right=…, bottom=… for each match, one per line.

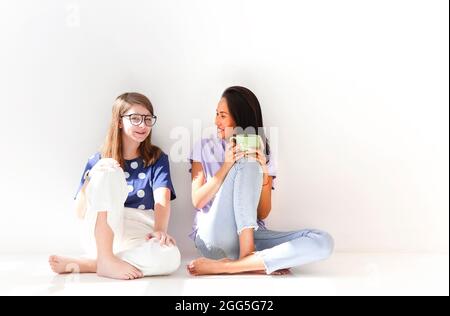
left=224, top=142, right=246, bottom=169
left=146, top=231, right=177, bottom=246
left=246, top=149, right=269, bottom=174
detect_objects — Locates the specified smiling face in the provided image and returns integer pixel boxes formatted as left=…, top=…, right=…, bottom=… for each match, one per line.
left=120, top=104, right=152, bottom=143
left=215, top=97, right=236, bottom=140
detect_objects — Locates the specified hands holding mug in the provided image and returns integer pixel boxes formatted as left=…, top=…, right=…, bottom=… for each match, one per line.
left=244, top=148, right=269, bottom=173
left=226, top=134, right=268, bottom=173
left=224, top=142, right=246, bottom=167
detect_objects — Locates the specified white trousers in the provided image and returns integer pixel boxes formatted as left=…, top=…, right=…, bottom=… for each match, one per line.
left=80, top=158, right=181, bottom=276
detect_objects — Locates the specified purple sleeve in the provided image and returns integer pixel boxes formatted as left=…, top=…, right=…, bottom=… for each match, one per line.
left=189, top=139, right=204, bottom=173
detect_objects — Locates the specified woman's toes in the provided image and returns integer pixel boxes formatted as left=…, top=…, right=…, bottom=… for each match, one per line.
left=187, top=265, right=196, bottom=275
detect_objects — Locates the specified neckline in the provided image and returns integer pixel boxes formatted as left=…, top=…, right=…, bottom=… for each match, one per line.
left=125, top=156, right=141, bottom=162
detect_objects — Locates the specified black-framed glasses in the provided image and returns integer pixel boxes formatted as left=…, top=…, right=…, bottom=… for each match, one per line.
left=121, top=114, right=157, bottom=127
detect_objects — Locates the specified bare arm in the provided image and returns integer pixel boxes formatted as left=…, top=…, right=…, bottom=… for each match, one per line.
left=153, top=187, right=172, bottom=233
left=146, top=187, right=177, bottom=246
left=191, top=142, right=244, bottom=209
left=257, top=175, right=273, bottom=220
left=191, top=162, right=232, bottom=209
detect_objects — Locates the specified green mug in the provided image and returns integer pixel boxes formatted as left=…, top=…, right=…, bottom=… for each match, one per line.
left=230, top=134, right=264, bottom=152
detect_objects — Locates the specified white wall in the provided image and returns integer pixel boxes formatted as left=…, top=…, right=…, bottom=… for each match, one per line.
left=0, top=0, right=448, bottom=255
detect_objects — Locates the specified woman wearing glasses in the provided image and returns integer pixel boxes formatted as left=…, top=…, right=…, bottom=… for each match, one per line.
left=49, top=93, right=180, bottom=280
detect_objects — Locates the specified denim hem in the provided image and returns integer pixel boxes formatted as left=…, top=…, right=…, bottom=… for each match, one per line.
left=237, top=225, right=259, bottom=235
left=254, top=251, right=271, bottom=274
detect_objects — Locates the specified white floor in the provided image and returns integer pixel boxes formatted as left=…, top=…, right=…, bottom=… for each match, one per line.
left=0, top=253, right=448, bottom=296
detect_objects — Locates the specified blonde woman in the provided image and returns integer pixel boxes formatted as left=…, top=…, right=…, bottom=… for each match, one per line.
left=49, top=93, right=180, bottom=280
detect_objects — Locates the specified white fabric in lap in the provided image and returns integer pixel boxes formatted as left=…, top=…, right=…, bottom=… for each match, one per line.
left=116, top=208, right=181, bottom=276
left=80, top=159, right=180, bottom=276
left=82, top=160, right=128, bottom=254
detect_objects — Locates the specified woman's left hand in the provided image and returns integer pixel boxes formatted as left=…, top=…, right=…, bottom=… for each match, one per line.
left=146, top=231, right=177, bottom=246
left=246, top=149, right=269, bottom=173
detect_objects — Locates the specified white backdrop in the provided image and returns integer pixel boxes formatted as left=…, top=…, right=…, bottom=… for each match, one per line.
left=0, top=0, right=448, bottom=255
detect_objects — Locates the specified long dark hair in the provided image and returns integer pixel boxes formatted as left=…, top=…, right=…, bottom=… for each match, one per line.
left=222, top=86, right=271, bottom=158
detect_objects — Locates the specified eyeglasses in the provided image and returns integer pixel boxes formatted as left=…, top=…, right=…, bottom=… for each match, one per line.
left=121, top=114, right=157, bottom=127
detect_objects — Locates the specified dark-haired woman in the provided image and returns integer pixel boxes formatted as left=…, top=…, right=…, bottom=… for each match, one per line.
left=187, top=86, right=333, bottom=275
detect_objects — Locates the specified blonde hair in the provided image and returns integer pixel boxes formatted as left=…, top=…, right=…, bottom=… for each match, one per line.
left=101, top=92, right=162, bottom=168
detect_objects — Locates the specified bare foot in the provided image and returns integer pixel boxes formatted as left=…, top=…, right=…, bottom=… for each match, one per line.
left=48, top=255, right=96, bottom=274
left=187, top=257, right=291, bottom=276
left=271, top=268, right=291, bottom=275
left=187, top=257, right=229, bottom=276
left=96, top=256, right=143, bottom=280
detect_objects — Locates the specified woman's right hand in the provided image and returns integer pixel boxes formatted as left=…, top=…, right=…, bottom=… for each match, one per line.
left=223, top=142, right=245, bottom=170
